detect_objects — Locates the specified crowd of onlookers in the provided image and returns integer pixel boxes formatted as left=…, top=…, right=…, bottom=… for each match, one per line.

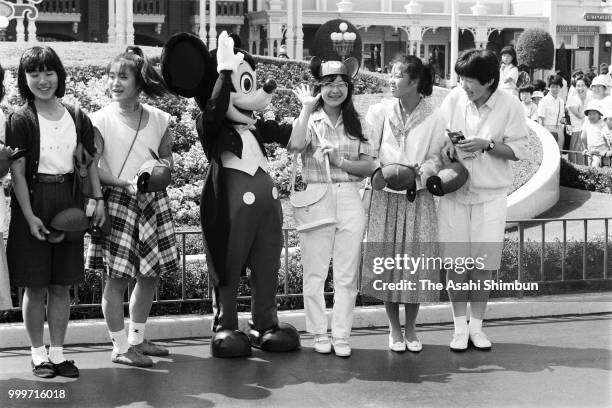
left=500, top=46, right=612, bottom=167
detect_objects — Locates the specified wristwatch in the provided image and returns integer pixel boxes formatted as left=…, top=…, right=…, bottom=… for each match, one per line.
left=485, top=140, right=496, bottom=152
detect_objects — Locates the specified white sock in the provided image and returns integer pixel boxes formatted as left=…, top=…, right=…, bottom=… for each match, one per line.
left=109, top=329, right=130, bottom=354
left=128, top=321, right=145, bottom=346
left=453, top=315, right=468, bottom=334
left=48, top=346, right=66, bottom=364
left=31, top=346, right=48, bottom=365
left=469, top=317, right=484, bottom=333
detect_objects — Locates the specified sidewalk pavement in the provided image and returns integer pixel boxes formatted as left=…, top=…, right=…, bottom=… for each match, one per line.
left=2, top=292, right=611, bottom=349
left=1, top=313, right=610, bottom=408
left=507, top=186, right=612, bottom=241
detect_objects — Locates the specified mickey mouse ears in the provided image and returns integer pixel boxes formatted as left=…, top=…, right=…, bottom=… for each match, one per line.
left=161, top=32, right=211, bottom=98
left=310, top=56, right=359, bottom=80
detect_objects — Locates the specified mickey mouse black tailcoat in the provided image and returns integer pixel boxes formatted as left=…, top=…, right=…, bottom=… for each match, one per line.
left=196, top=70, right=292, bottom=287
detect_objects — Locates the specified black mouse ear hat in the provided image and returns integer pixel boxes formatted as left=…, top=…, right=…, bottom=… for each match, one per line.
left=309, top=56, right=359, bottom=80
left=161, top=32, right=211, bottom=98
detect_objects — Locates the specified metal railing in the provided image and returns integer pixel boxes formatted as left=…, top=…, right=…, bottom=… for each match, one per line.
left=7, top=216, right=612, bottom=311
left=509, top=217, right=610, bottom=298
left=561, top=149, right=612, bottom=167
left=134, top=0, right=164, bottom=15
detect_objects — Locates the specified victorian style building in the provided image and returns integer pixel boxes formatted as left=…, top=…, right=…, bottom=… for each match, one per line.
left=1, top=1, right=611, bottom=76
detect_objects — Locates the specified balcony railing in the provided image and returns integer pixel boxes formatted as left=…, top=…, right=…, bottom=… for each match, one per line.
left=37, top=0, right=79, bottom=13
left=214, top=0, right=244, bottom=17
left=134, top=0, right=164, bottom=15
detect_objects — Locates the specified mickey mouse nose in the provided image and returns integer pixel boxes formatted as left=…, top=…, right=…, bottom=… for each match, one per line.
left=263, top=78, right=277, bottom=94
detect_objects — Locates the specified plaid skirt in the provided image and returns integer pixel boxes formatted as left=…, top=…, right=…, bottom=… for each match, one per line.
left=86, top=186, right=179, bottom=279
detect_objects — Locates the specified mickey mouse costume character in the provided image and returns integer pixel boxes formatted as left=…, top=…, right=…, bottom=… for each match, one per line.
left=161, top=31, right=300, bottom=357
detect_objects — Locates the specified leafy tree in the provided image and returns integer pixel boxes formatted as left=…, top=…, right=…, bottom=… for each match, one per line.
left=516, top=28, right=555, bottom=70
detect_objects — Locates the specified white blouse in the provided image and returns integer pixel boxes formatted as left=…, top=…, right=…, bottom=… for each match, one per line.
left=37, top=108, right=77, bottom=174
left=366, top=98, right=445, bottom=192
left=92, top=103, right=171, bottom=181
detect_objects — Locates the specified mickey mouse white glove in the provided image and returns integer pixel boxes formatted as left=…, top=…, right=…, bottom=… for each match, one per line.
left=216, top=31, right=244, bottom=73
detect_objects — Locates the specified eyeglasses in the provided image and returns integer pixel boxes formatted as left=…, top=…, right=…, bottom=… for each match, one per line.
left=321, top=81, right=348, bottom=90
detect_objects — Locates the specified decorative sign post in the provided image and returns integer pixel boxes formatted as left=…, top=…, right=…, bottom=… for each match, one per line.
left=0, top=0, right=42, bottom=42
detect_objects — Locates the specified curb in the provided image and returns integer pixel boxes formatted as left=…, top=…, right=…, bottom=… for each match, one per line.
left=1, top=293, right=610, bottom=349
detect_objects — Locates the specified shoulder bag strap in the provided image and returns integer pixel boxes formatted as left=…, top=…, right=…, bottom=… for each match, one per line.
left=117, top=107, right=144, bottom=179
left=312, top=122, right=333, bottom=184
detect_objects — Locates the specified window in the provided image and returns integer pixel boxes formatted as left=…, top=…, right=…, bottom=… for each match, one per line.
left=362, top=43, right=382, bottom=72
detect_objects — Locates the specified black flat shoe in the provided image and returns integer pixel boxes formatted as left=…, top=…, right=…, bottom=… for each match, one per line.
left=31, top=361, right=55, bottom=378
left=52, top=360, right=80, bottom=378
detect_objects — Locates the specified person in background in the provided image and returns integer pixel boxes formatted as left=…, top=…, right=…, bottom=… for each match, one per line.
left=581, top=102, right=606, bottom=167
left=600, top=109, right=612, bottom=166
left=519, top=85, right=539, bottom=121
left=538, top=75, right=566, bottom=150
left=566, top=74, right=590, bottom=164
left=532, top=79, right=547, bottom=95
left=586, top=75, right=611, bottom=105
left=567, top=69, right=585, bottom=101
left=499, top=46, right=519, bottom=98
left=531, top=90, right=544, bottom=106
left=555, top=71, right=569, bottom=102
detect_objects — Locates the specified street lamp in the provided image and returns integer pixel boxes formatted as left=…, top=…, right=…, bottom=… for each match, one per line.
left=330, top=22, right=357, bottom=60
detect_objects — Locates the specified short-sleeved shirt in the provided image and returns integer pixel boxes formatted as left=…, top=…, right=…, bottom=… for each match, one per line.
left=566, top=92, right=587, bottom=132
left=91, top=103, right=171, bottom=181
left=37, top=108, right=77, bottom=174
left=538, top=94, right=565, bottom=127
left=499, top=64, right=519, bottom=95
left=440, top=87, right=529, bottom=204
left=290, top=109, right=375, bottom=183
left=602, top=126, right=612, bottom=149
left=582, top=119, right=607, bottom=151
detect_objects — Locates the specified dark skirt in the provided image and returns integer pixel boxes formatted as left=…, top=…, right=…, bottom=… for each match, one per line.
left=7, top=178, right=84, bottom=287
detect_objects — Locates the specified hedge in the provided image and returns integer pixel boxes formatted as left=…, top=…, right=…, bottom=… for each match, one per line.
left=560, top=158, right=612, bottom=194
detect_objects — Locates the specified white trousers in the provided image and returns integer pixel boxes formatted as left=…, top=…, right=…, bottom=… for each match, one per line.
left=299, top=182, right=366, bottom=339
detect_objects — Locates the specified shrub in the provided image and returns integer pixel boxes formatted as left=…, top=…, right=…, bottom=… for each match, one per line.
left=516, top=28, right=555, bottom=71
left=560, top=158, right=612, bottom=193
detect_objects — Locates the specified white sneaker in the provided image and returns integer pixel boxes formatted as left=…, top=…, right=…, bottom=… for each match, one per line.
left=313, top=334, right=332, bottom=354
left=331, top=337, right=351, bottom=357
left=449, top=332, right=469, bottom=352
left=469, top=331, right=492, bottom=350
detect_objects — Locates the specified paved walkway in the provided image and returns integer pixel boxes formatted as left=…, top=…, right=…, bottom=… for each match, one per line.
left=1, top=314, right=610, bottom=408
left=507, top=186, right=612, bottom=241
